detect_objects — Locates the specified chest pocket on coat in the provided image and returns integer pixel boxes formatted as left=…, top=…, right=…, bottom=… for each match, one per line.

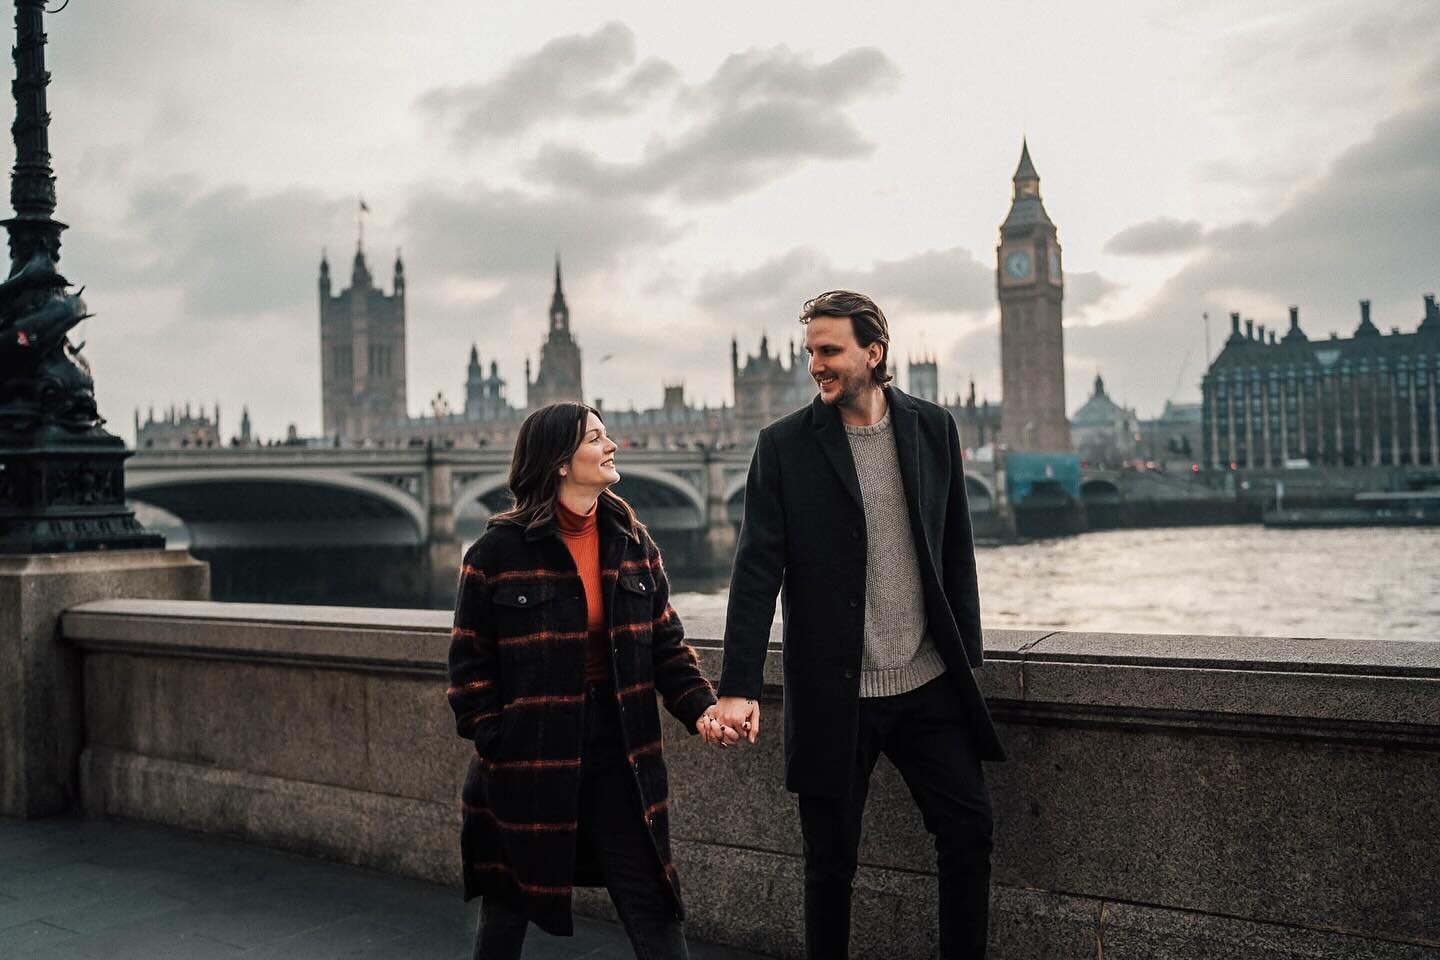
left=492, top=580, right=558, bottom=611
left=490, top=580, right=560, bottom=697
left=616, top=573, right=656, bottom=644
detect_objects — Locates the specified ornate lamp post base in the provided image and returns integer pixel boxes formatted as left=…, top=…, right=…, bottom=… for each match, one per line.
left=0, top=433, right=161, bottom=553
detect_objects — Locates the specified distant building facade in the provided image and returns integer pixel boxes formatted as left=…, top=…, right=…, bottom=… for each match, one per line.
left=1201, top=297, right=1440, bottom=469
left=1071, top=373, right=1138, bottom=467
left=360, top=260, right=789, bottom=450
left=731, top=334, right=813, bottom=440
left=135, top=404, right=223, bottom=449
left=1137, top=401, right=1203, bottom=469
left=319, top=246, right=408, bottom=441
left=907, top=356, right=939, bottom=403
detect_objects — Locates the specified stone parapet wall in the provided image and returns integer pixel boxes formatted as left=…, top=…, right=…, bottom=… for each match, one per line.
left=61, top=600, right=1440, bottom=959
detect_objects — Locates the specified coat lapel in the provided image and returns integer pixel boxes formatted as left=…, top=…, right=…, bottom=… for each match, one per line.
left=886, top=386, right=929, bottom=554
left=810, top=397, right=864, bottom=511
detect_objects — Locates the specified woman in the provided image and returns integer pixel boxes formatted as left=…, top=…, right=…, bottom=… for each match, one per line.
left=447, top=401, right=737, bottom=960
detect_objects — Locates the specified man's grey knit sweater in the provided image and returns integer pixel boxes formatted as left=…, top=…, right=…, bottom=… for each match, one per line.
left=844, top=408, right=948, bottom=698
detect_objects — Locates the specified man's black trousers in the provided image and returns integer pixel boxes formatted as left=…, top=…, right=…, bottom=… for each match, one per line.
left=798, top=672, right=994, bottom=960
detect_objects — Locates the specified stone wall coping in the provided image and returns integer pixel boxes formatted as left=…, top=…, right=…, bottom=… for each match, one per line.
left=63, top=599, right=1439, bottom=679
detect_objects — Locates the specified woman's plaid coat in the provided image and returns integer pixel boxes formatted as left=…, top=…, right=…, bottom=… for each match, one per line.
left=446, top=508, right=715, bottom=936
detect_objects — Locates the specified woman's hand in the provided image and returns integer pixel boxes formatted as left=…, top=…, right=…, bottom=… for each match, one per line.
left=696, top=706, right=740, bottom=748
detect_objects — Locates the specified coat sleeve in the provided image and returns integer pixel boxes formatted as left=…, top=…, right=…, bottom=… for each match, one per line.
left=718, top=425, right=785, bottom=699
left=446, top=543, right=504, bottom=754
left=644, top=532, right=715, bottom=734
left=941, top=413, right=985, bottom=667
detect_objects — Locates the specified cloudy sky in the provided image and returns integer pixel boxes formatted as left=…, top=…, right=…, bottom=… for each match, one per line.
left=38, top=0, right=1440, bottom=442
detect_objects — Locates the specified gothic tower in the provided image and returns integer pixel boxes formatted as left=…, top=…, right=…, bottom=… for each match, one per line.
left=319, top=241, right=408, bottom=440
left=527, top=256, right=584, bottom=408
left=997, top=139, right=1070, bottom=451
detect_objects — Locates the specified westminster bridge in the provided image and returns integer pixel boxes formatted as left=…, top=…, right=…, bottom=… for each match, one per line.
left=125, top=445, right=1007, bottom=605
left=125, top=445, right=1279, bottom=606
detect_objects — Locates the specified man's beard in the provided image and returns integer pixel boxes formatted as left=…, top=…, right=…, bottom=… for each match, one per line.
left=817, top=370, right=869, bottom=407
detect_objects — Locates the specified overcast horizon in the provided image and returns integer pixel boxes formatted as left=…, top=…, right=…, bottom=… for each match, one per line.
left=36, top=0, right=1440, bottom=443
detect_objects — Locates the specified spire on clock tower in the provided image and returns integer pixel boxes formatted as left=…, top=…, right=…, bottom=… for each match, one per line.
left=1014, top=138, right=1039, bottom=189
left=1003, top=138, right=1054, bottom=230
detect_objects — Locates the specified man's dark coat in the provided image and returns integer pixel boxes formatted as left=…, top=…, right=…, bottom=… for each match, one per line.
left=447, top=510, right=715, bottom=936
left=719, top=386, right=1005, bottom=796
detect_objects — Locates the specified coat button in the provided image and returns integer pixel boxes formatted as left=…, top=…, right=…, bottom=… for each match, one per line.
left=849, top=598, right=859, bottom=608
left=851, top=528, right=860, bottom=540
left=844, top=669, right=856, bottom=679
left=517, top=595, right=527, bottom=605
left=639, top=583, right=646, bottom=591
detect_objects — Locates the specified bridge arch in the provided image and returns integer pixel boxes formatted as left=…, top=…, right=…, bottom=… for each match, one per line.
left=128, top=469, right=428, bottom=548
left=453, top=466, right=706, bottom=531
left=965, top=475, right=995, bottom=511
left=1080, top=478, right=1122, bottom=504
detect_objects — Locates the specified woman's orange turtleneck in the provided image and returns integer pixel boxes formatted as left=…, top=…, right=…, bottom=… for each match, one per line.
left=557, top=500, right=610, bottom=683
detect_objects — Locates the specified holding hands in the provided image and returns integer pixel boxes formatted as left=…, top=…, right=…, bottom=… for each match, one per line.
left=695, top=696, right=760, bottom=749
left=696, top=705, right=740, bottom=747
left=712, top=696, right=761, bottom=745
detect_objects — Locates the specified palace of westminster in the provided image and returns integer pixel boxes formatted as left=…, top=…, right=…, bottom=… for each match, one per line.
left=137, top=143, right=1439, bottom=473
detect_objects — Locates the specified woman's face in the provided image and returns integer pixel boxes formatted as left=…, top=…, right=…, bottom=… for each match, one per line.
left=562, top=411, right=619, bottom=491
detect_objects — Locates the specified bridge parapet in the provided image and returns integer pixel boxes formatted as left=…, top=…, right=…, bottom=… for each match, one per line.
left=57, top=600, right=1439, bottom=959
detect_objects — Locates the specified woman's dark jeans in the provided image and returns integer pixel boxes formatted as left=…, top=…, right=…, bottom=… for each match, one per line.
left=473, top=681, right=689, bottom=960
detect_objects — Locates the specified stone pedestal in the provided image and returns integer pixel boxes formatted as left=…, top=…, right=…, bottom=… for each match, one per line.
left=0, top=549, right=208, bottom=818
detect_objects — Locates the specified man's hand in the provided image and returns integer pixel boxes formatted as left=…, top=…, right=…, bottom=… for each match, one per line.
left=696, top=705, right=740, bottom=748
left=713, top=696, right=760, bottom=744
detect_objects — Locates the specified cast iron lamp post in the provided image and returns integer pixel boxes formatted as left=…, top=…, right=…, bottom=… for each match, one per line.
left=0, top=0, right=160, bottom=551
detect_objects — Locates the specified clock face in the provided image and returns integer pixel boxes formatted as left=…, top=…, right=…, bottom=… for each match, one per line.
left=1004, top=250, right=1033, bottom=280
left=1048, top=248, right=1062, bottom=284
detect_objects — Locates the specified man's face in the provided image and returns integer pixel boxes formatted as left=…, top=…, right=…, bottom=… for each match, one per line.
left=805, top=315, right=880, bottom=407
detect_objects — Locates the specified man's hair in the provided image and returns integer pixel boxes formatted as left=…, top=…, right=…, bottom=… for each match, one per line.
left=798, top=290, right=894, bottom=386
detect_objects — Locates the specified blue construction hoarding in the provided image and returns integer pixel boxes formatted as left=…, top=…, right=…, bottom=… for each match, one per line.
left=1004, top=451, right=1081, bottom=505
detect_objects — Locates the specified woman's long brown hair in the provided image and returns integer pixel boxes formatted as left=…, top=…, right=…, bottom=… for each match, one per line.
left=490, top=401, right=642, bottom=540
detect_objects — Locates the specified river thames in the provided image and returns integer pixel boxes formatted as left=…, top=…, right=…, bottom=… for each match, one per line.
left=669, top=525, right=1440, bottom=642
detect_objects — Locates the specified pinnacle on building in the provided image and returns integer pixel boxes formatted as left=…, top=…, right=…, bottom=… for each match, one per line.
left=527, top=255, right=584, bottom=408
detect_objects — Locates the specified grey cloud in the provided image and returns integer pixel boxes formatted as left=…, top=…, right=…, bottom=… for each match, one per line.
left=67, top=170, right=680, bottom=332
left=1066, top=272, right=1122, bottom=312
left=1104, top=217, right=1206, bottom=256
left=698, top=245, right=1111, bottom=325
left=942, top=322, right=1002, bottom=404
left=697, top=248, right=831, bottom=322
left=416, top=22, right=678, bottom=147
left=62, top=179, right=353, bottom=319
left=400, top=179, right=681, bottom=282
left=864, top=248, right=995, bottom=314
left=1073, top=91, right=1440, bottom=417
left=685, top=46, right=896, bottom=109
left=530, top=45, right=898, bottom=204
left=1420, top=55, right=1440, bottom=90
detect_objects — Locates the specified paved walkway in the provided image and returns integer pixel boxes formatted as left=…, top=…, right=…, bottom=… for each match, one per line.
left=0, top=818, right=772, bottom=959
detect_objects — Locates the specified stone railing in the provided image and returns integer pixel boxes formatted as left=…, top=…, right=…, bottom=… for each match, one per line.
left=61, top=600, right=1440, bottom=959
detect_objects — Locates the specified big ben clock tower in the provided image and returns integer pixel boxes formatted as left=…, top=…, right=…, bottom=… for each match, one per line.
left=997, top=139, right=1070, bottom=452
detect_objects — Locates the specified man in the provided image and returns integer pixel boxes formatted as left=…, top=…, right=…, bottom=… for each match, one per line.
left=714, top=290, right=1005, bottom=959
